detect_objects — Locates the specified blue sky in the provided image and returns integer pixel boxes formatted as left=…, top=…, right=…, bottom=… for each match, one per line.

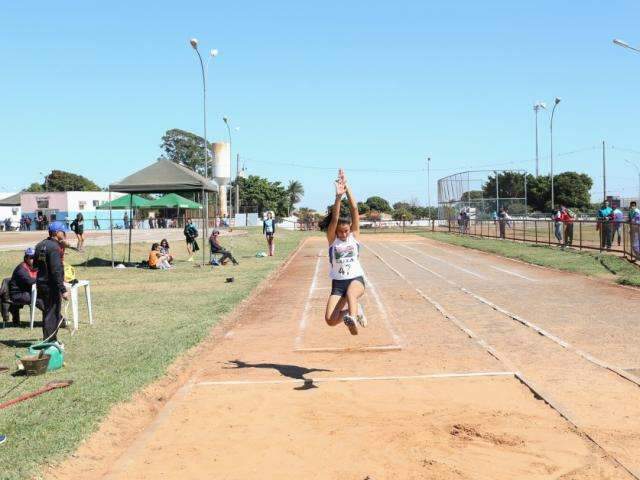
left=1, top=1, right=640, bottom=209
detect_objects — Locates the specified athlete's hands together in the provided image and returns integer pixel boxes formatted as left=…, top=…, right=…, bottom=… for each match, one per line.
left=335, top=169, right=347, bottom=197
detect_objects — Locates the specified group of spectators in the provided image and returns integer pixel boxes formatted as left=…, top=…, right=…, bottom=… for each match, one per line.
left=597, top=200, right=640, bottom=250
left=552, top=205, right=577, bottom=247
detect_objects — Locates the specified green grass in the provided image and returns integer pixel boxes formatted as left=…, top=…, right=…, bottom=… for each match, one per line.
left=417, top=231, right=640, bottom=286
left=0, top=229, right=309, bottom=479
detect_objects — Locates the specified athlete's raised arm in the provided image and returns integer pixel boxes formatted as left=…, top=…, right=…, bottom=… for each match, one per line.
left=326, top=171, right=345, bottom=244
left=343, top=171, right=359, bottom=238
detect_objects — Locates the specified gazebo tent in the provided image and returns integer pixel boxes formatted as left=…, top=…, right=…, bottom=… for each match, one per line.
left=147, top=193, right=203, bottom=209
left=108, top=160, right=217, bottom=266
left=96, top=194, right=151, bottom=209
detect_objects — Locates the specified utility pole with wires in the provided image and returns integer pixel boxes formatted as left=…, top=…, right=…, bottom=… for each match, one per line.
left=427, top=157, right=431, bottom=220
left=602, top=140, right=607, bottom=202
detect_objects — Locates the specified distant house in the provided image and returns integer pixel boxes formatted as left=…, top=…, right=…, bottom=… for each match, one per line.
left=19, top=191, right=126, bottom=230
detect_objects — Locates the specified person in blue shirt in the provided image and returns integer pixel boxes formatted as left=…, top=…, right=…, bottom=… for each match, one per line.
left=597, top=201, right=613, bottom=250
left=263, top=211, right=276, bottom=256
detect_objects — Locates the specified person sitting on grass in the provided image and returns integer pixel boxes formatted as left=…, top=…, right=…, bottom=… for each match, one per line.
left=148, top=243, right=172, bottom=270
left=159, top=238, right=174, bottom=264
left=209, top=230, right=239, bottom=266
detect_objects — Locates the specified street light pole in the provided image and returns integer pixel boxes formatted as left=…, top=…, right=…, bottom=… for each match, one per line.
left=549, top=97, right=561, bottom=211
left=427, top=157, right=431, bottom=221
left=190, top=38, right=218, bottom=264
left=223, top=117, right=236, bottom=218
left=533, top=102, right=546, bottom=177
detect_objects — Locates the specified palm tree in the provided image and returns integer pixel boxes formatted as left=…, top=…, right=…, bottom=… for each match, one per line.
left=286, top=180, right=305, bottom=216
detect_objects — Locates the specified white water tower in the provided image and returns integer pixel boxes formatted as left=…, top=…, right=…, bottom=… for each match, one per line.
left=212, top=142, right=231, bottom=215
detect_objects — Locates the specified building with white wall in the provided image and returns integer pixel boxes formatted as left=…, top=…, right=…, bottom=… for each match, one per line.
left=0, top=192, right=21, bottom=230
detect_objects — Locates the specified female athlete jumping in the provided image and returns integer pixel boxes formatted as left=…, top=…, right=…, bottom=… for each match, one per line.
left=322, top=169, right=366, bottom=335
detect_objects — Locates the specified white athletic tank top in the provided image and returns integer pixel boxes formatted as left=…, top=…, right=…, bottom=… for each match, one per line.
left=328, top=233, right=364, bottom=280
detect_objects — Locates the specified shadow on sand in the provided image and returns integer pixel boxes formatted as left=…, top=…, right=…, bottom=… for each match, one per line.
left=225, top=359, right=332, bottom=390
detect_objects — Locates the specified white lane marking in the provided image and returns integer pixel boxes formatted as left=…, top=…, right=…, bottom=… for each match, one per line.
left=401, top=244, right=487, bottom=279
left=294, top=345, right=402, bottom=353
left=195, top=371, right=516, bottom=386
left=490, top=265, right=536, bottom=282
left=365, top=273, right=403, bottom=347
left=378, top=243, right=640, bottom=389
left=294, top=250, right=323, bottom=348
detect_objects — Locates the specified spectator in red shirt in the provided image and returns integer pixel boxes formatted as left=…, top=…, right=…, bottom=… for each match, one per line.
left=558, top=205, right=575, bottom=247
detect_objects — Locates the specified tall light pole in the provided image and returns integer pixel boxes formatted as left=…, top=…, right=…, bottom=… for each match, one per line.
left=613, top=38, right=640, bottom=53
left=190, top=38, right=218, bottom=264
left=533, top=102, right=546, bottom=177
left=549, top=97, right=561, bottom=211
left=426, top=157, right=431, bottom=220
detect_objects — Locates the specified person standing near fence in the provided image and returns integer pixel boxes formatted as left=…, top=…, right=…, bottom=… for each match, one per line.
left=498, top=207, right=508, bottom=239
left=558, top=205, right=574, bottom=247
left=597, top=201, right=613, bottom=250
left=553, top=208, right=563, bottom=245
left=612, top=206, right=624, bottom=247
left=630, top=201, right=640, bottom=256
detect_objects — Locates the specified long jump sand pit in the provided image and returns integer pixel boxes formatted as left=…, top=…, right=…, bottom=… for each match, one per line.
left=97, top=375, right=625, bottom=480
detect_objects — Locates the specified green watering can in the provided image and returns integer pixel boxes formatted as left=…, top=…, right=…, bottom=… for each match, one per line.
left=26, top=343, right=64, bottom=371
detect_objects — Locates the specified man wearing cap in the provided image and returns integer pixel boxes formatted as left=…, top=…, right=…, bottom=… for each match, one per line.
left=8, top=247, right=43, bottom=325
left=35, top=222, right=70, bottom=342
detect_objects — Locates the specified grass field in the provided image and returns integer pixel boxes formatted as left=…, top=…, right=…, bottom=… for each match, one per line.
left=0, top=229, right=308, bottom=480
left=418, top=231, right=640, bottom=286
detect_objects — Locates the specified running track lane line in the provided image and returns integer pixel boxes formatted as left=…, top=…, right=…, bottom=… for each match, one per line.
left=294, top=249, right=323, bottom=349
left=399, top=244, right=487, bottom=280
left=364, top=268, right=404, bottom=347
left=387, top=243, right=640, bottom=389
left=364, top=243, right=640, bottom=480
left=195, top=371, right=516, bottom=386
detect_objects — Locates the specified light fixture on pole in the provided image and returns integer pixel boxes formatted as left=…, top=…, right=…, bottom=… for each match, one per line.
left=549, top=97, right=561, bottom=211
left=190, top=37, right=219, bottom=264
left=533, top=102, right=546, bottom=177
left=613, top=38, right=640, bottom=53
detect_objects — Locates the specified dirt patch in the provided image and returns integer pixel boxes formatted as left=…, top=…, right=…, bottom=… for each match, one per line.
left=449, top=423, right=524, bottom=447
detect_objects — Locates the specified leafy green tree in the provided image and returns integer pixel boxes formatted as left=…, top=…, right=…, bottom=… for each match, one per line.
left=553, top=172, right=592, bottom=210
left=28, top=170, right=101, bottom=192
left=392, top=207, right=414, bottom=221
left=159, top=128, right=210, bottom=176
left=26, top=182, right=44, bottom=192
left=236, top=175, right=289, bottom=217
left=365, top=196, right=392, bottom=213
left=357, top=201, right=370, bottom=215
left=286, top=180, right=305, bottom=215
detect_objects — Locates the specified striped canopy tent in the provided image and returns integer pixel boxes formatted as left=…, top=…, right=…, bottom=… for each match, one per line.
left=108, top=160, right=217, bottom=266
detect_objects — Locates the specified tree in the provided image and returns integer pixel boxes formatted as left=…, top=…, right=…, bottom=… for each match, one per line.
left=286, top=180, right=305, bottom=215
left=365, top=196, right=392, bottom=213
left=392, top=207, right=414, bottom=222
left=159, top=128, right=210, bottom=176
left=357, top=201, right=370, bottom=215
left=236, top=175, right=289, bottom=217
left=553, top=172, right=592, bottom=210
left=28, top=170, right=101, bottom=192
left=26, top=182, right=44, bottom=192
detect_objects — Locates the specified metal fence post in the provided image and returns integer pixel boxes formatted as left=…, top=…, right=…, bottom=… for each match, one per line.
left=579, top=221, right=582, bottom=250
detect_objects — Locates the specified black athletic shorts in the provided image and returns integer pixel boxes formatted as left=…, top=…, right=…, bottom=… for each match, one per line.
left=330, top=276, right=365, bottom=297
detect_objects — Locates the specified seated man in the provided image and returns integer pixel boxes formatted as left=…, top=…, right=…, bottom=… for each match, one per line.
left=9, top=248, right=44, bottom=324
left=209, top=231, right=239, bottom=266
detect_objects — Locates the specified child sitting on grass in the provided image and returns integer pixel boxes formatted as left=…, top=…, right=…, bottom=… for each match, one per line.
left=148, top=243, right=172, bottom=270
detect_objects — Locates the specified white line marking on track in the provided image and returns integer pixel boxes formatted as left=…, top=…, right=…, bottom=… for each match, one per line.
left=294, top=250, right=323, bottom=349
left=365, top=273, right=403, bottom=347
left=401, top=244, right=487, bottom=279
left=489, top=265, right=536, bottom=282
left=294, top=345, right=402, bottom=353
left=195, top=371, right=516, bottom=386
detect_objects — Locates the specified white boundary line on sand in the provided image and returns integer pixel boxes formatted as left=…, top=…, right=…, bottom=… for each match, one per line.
left=489, top=265, right=537, bottom=282
left=400, top=244, right=487, bottom=280
left=195, top=371, right=516, bottom=386
left=386, top=243, right=640, bottom=389
left=294, top=249, right=323, bottom=349
left=364, top=270, right=403, bottom=347
left=366, top=243, right=640, bottom=480
left=294, top=345, right=401, bottom=353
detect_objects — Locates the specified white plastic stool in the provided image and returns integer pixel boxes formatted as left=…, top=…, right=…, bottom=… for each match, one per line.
left=30, top=281, right=93, bottom=333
